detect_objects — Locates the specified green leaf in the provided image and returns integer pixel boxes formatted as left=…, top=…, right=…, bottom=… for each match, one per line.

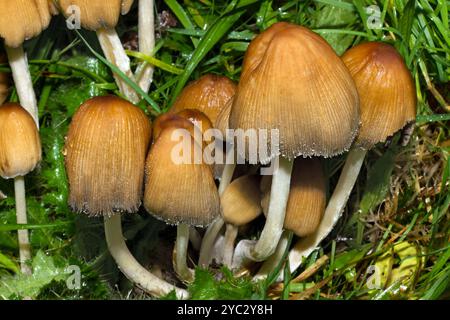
left=188, top=268, right=218, bottom=300
left=0, top=252, right=19, bottom=274
left=398, top=0, right=416, bottom=45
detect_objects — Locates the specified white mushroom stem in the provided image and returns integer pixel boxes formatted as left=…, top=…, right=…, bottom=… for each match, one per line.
left=189, top=226, right=202, bottom=251
left=198, top=162, right=236, bottom=266
left=5, top=45, right=38, bottom=127
left=222, top=224, right=238, bottom=268
left=247, top=156, right=293, bottom=261
left=173, top=223, right=194, bottom=282
left=286, top=147, right=367, bottom=274
left=254, top=230, right=292, bottom=281
left=96, top=28, right=139, bottom=104
left=136, top=0, right=155, bottom=93
left=104, top=215, right=188, bottom=299
left=14, top=176, right=32, bottom=275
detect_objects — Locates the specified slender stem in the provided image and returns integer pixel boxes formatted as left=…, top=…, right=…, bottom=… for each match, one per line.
left=14, top=176, right=32, bottom=275
left=96, top=28, right=139, bottom=103
left=222, top=224, right=238, bottom=268
left=189, top=226, right=202, bottom=251
left=198, top=162, right=236, bottom=266
left=250, top=156, right=293, bottom=261
left=254, top=230, right=292, bottom=280
left=104, top=215, right=188, bottom=299
left=174, top=223, right=194, bottom=282
left=287, top=147, right=367, bottom=273
left=136, top=0, right=155, bottom=93
left=5, top=46, right=38, bottom=127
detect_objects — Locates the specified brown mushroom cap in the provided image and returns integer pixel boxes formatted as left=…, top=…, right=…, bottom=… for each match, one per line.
left=0, top=51, right=10, bottom=104
left=0, top=103, right=41, bottom=179
left=58, top=0, right=134, bottom=31
left=342, top=42, right=417, bottom=149
left=0, top=0, right=53, bottom=48
left=144, top=123, right=220, bottom=227
left=152, top=113, right=197, bottom=144
left=221, top=174, right=262, bottom=226
left=176, top=109, right=214, bottom=142
left=229, top=22, right=360, bottom=162
left=214, top=98, right=233, bottom=141
left=170, top=74, right=237, bottom=124
left=65, top=95, right=151, bottom=216
left=261, top=157, right=326, bottom=237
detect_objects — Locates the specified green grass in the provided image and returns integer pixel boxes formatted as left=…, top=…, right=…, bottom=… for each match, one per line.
left=0, top=0, right=449, bottom=300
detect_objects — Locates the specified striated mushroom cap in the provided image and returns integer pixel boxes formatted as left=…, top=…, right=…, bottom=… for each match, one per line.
left=261, top=157, right=326, bottom=237
left=57, top=0, right=134, bottom=31
left=65, top=95, right=151, bottom=216
left=170, top=74, right=237, bottom=124
left=342, top=42, right=417, bottom=149
left=229, top=22, right=360, bottom=162
left=144, top=123, right=220, bottom=227
left=0, top=0, right=54, bottom=48
left=0, top=103, right=41, bottom=179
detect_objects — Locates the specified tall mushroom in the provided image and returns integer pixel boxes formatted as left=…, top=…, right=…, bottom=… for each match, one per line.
left=144, top=119, right=220, bottom=282
left=57, top=0, right=139, bottom=103
left=0, top=0, right=54, bottom=125
left=286, top=42, right=417, bottom=273
left=0, top=103, right=41, bottom=275
left=64, top=95, right=187, bottom=298
left=229, top=22, right=359, bottom=262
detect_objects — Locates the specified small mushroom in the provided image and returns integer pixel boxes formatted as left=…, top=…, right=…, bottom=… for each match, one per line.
left=229, top=22, right=359, bottom=263
left=0, top=103, right=41, bottom=275
left=287, top=42, right=417, bottom=274
left=65, top=95, right=187, bottom=298
left=144, top=120, right=220, bottom=282
left=57, top=0, right=139, bottom=102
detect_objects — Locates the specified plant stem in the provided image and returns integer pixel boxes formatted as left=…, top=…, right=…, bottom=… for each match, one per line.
left=198, top=162, right=236, bottom=266
left=222, top=224, right=238, bottom=267
left=14, top=176, right=32, bottom=275
left=174, top=223, right=194, bottom=282
left=5, top=46, right=38, bottom=127
left=104, top=215, right=188, bottom=299
left=96, top=28, right=139, bottom=103
left=136, top=0, right=155, bottom=93
left=287, top=147, right=367, bottom=273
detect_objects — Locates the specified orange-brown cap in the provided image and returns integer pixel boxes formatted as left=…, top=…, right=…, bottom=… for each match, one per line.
left=229, top=22, right=360, bottom=162
left=342, top=42, right=417, bottom=149
left=152, top=113, right=197, bottom=144
left=261, top=157, right=326, bottom=237
left=0, top=0, right=54, bottom=48
left=57, top=0, right=134, bottom=31
left=144, top=123, right=220, bottom=227
left=221, top=174, right=262, bottom=226
left=64, top=95, right=151, bottom=216
left=0, top=103, right=41, bottom=179
left=0, top=52, right=10, bottom=105
left=170, top=74, right=237, bottom=124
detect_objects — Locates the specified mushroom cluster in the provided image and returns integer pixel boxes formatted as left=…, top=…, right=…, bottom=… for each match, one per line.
left=0, top=2, right=417, bottom=299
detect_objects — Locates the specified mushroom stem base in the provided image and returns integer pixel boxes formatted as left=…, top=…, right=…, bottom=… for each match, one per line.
left=104, top=215, right=188, bottom=299
left=136, top=0, right=155, bottom=92
left=14, top=176, right=32, bottom=275
left=222, top=224, right=238, bottom=268
left=174, top=223, right=194, bottom=282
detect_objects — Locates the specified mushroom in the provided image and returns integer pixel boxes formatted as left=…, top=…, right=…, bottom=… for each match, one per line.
left=57, top=0, right=139, bottom=103
left=254, top=157, right=326, bottom=277
left=169, top=74, right=237, bottom=125
left=229, top=22, right=359, bottom=262
left=220, top=174, right=262, bottom=267
left=136, top=0, right=155, bottom=93
left=144, top=119, right=220, bottom=282
left=0, top=50, right=10, bottom=105
left=0, top=103, right=41, bottom=275
left=287, top=42, right=416, bottom=274
left=0, top=0, right=54, bottom=125
left=64, top=95, right=187, bottom=298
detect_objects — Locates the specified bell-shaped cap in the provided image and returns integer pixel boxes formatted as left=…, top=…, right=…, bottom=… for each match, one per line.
left=64, top=95, right=151, bottom=216
left=170, top=74, right=237, bottom=124
left=261, top=157, right=326, bottom=237
left=153, top=113, right=197, bottom=144
left=229, top=22, right=360, bottom=162
left=342, top=42, right=417, bottom=149
left=221, top=174, right=262, bottom=226
left=0, top=52, right=10, bottom=104
left=144, top=123, right=220, bottom=227
left=58, top=0, right=134, bottom=31
left=0, top=103, right=41, bottom=179
left=0, top=0, right=54, bottom=48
